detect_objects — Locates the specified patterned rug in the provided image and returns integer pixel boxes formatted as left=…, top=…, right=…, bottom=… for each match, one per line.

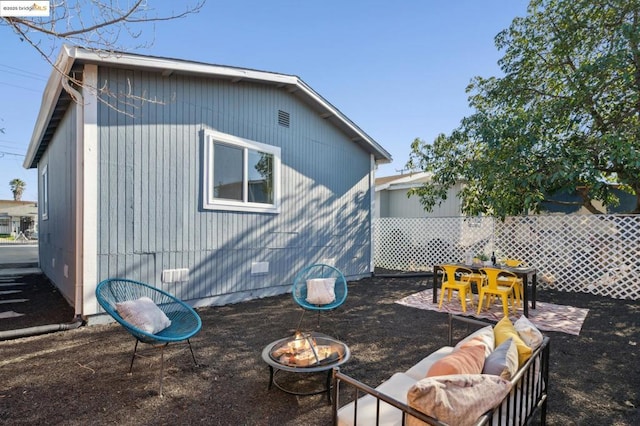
left=395, top=289, right=589, bottom=336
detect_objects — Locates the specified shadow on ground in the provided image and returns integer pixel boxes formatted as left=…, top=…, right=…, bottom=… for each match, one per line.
left=0, top=272, right=638, bottom=425
left=0, top=271, right=75, bottom=333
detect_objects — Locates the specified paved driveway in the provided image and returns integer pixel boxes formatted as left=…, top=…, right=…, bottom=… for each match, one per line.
left=0, top=244, right=38, bottom=268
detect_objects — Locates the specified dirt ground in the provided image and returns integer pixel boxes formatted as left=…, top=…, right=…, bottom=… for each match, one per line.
left=0, top=272, right=638, bottom=425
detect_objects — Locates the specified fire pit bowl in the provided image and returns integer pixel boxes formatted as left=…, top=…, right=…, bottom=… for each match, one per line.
left=261, top=331, right=351, bottom=402
left=269, top=331, right=346, bottom=367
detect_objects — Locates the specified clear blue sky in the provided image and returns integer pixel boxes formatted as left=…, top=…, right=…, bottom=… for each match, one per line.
left=0, top=0, right=529, bottom=202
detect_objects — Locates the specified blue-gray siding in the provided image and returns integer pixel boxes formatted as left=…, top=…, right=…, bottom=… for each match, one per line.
left=96, top=67, right=372, bottom=304
left=38, top=104, right=78, bottom=304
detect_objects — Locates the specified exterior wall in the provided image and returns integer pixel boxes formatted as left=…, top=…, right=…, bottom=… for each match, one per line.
left=37, top=105, right=77, bottom=304
left=376, top=183, right=463, bottom=218
left=93, top=67, right=372, bottom=307
left=0, top=218, right=9, bottom=234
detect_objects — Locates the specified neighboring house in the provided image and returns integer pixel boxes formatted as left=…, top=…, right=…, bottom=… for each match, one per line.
left=375, top=173, right=636, bottom=218
left=24, top=45, right=392, bottom=322
left=0, top=200, right=38, bottom=237
left=541, top=186, right=637, bottom=214
left=375, top=172, right=464, bottom=218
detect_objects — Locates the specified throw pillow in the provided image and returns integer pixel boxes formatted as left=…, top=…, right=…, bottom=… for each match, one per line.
left=455, top=325, right=495, bottom=357
left=514, top=315, right=544, bottom=349
left=407, top=374, right=512, bottom=426
left=305, top=278, right=336, bottom=305
left=482, top=337, right=519, bottom=380
left=426, top=344, right=485, bottom=377
left=116, top=296, right=172, bottom=334
left=494, top=316, right=532, bottom=367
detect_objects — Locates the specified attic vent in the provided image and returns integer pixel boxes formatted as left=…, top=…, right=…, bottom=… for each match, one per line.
left=278, top=110, right=290, bottom=128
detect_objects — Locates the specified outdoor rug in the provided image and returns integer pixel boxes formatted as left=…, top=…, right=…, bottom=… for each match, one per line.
left=395, top=289, right=589, bottom=336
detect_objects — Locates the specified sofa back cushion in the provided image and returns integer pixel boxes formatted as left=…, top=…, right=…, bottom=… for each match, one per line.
left=426, top=344, right=485, bottom=377
left=454, top=325, right=494, bottom=357
left=407, top=374, right=512, bottom=426
left=482, top=337, right=519, bottom=379
left=514, top=315, right=544, bottom=349
left=494, top=316, right=532, bottom=366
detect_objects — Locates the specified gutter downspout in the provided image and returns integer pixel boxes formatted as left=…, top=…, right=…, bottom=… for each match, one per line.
left=61, top=72, right=84, bottom=321
left=0, top=318, right=83, bottom=341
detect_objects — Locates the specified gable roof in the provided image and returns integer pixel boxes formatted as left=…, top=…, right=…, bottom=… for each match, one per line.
left=375, top=172, right=432, bottom=191
left=24, top=45, right=392, bottom=169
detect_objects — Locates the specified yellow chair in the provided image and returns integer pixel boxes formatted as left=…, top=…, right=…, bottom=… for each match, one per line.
left=461, top=271, right=485, bottom=294
left=438, top=265, right=475, bottom=312
left=477, top=267, right=518, bottom=317
left=504, top=259, right=525, bottom=306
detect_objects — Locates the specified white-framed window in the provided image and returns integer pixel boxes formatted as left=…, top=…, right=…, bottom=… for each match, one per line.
left=41, top=164, right=49, bottom=220
left=203, top=129, right=281, bottom=213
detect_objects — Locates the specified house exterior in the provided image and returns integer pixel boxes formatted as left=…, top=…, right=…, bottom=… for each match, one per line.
left=23, top=45, right=392, bottom=322
left=375, top=172, right=464, bottom=218
left=0, top=200, right=38, bottom=237
left=375, top=173, right=636, bottom=218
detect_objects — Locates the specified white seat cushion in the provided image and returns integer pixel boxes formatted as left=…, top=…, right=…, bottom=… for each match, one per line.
left=337, top=372, right=417, bottom=426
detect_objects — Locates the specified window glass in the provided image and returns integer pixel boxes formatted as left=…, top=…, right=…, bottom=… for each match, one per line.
left=42, top=165, right=49, bottom=220
left=248, top=150, right=273, bottom=204
left=213, top=143, right=243, bottom=201
left=203, top=129, right=280, bottom=213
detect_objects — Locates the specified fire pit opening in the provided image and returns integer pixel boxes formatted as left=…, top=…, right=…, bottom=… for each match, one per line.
left=270, top=331, right=345, bottom=367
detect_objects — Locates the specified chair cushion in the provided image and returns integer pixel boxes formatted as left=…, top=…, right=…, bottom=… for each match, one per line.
left=407, top=374, right=512, bottom=426
left=426, top=344, right=485, bottom=377
left=482, top=337, right=519, bottom=379
left=494, top=316, right=532, bottom=366
left=116, top=297, right=172, bottom=334
left=305, top=278, right=336, bottom=305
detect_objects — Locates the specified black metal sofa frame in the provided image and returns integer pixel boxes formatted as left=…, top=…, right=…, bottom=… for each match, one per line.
left=332, top=314, right=550, bottom=425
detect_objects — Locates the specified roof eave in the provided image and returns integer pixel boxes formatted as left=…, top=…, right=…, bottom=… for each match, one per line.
left=24, top=45, right=393, bottom=168
left=23, top=45, right=76, bottom=169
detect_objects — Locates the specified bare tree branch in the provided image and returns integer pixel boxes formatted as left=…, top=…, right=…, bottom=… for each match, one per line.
left=1, top=1, right=206, bottom=117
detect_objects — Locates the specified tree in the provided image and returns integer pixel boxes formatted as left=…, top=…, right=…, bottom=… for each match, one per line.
left=1, top=1, right=205, bottom=111
left=10, top=178, right=25, bottom=201
left=407, top=0, right=640, bottom=219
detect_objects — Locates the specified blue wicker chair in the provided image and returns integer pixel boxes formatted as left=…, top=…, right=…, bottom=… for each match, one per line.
left=96, top=278, right=202, bottom=396
left=292, top=264, right=348, bottom=329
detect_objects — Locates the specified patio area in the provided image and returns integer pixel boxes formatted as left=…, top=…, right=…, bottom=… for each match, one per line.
left=0, top=272, right=638, bottom=425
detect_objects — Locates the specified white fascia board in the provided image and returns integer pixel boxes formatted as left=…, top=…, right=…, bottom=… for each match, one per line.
left=296, top=79, right=392, bottom=163
left=375, top=172, right=432, bottom=191
left=68, top=46, right=299, bottom=86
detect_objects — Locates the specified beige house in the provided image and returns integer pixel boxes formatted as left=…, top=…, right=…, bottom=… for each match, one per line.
left=375, top=172, right=464, bottom=218
left=0, top=200, right=38, bottom=237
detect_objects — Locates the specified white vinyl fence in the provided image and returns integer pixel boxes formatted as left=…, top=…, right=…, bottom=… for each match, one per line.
left=373, top=215, right=640, bottom=300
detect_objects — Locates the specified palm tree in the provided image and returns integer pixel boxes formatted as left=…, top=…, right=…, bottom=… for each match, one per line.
left=9, top=178, right=25, bottom=201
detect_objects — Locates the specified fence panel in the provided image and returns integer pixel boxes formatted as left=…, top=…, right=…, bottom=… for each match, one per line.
left=374, top=215, right=640, bottom=300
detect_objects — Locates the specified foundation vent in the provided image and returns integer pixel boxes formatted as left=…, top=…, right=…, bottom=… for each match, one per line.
left=162, top=268, right=189, bottom=283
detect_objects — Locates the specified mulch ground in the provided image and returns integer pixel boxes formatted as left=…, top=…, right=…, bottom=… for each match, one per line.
left=0, top=271, right=638, bottom=425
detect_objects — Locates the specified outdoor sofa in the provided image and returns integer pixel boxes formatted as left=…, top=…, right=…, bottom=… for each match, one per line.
left=332, top=314, right=550, bottom=425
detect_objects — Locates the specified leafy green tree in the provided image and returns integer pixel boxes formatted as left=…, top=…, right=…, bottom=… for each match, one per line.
left=408, top=0, right=640, bottom=219
left=10, top=178, right=25, bottom=201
